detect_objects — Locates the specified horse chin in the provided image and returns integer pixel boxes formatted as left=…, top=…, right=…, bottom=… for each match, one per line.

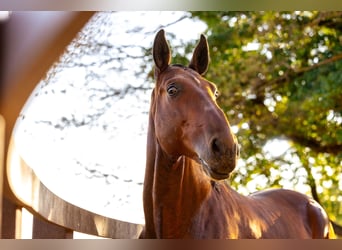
left=199, top=158, right=231, bottom=181
left=209, top=169, right=230, bottom=181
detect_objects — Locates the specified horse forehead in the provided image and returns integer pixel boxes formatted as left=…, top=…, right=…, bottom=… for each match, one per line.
left=161, top=66, right=204, bottom=86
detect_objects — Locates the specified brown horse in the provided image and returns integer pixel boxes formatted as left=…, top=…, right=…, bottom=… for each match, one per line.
left=140, top=29, right=335, bottom=239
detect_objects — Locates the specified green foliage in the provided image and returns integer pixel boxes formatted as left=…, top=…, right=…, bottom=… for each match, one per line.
left=189, top=11, right=342, bottom=227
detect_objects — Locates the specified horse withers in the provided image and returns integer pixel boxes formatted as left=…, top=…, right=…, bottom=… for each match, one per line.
left=140, top=29, right=335, bottom=239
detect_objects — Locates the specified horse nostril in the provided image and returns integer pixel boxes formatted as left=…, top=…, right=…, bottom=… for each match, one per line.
left=210, top=138, right=239, bottom=158
left=211, top=138, right=222, bottom=154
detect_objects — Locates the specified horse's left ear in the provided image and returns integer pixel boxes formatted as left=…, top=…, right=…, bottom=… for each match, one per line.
left=189, top=34, right=210, bottom=75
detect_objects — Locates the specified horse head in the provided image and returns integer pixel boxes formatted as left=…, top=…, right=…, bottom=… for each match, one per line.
left=151, top=29, right=239, bottom=180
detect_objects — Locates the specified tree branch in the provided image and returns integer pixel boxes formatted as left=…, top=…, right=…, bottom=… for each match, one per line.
left=254, top=53, right=342, bottom=93
left=288, top=134, right=342, bottom=154
left=294, top=53, right=342, bottom=74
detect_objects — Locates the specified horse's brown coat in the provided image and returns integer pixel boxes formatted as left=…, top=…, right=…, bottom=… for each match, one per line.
left=140, top=29, right=334, bottom=239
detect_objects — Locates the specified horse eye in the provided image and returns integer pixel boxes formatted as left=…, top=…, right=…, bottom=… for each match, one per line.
left=167, top=85, right=179, bottom=97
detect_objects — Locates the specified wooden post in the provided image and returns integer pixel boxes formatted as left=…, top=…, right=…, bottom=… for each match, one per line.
left=32, top=215, right=73, bottom=239
left=0, top=198, right=16, bottom=239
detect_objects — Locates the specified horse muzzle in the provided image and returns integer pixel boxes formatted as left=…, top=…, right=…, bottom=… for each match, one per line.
left=199, top=142, right=240, bottom=180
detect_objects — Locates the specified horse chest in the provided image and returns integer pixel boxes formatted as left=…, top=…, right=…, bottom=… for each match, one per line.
left=189, top=188, right=244, bottom=238
left=155, top=183, right=244, bottom=239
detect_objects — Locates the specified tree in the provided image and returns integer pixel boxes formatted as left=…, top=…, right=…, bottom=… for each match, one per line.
left=187, top=11, right=342, bottom=234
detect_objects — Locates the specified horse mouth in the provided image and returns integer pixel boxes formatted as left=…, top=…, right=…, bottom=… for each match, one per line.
left=199, top=158, right=230, bottom=180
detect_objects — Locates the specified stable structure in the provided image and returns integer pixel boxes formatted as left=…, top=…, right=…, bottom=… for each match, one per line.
left=0, top=11, right=143, bottom=239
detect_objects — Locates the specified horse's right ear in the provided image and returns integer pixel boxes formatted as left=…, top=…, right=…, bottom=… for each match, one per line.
left=153, top=29, right=171, bottom=78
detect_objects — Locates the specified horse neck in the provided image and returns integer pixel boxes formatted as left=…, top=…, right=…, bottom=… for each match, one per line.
left=141, top=111, right=157, bottom=238
left=155, top=153, right=212, bottom=238
left=153, top=152, right=211, bottom=204
left=143, top=113, right=212, bottom=238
